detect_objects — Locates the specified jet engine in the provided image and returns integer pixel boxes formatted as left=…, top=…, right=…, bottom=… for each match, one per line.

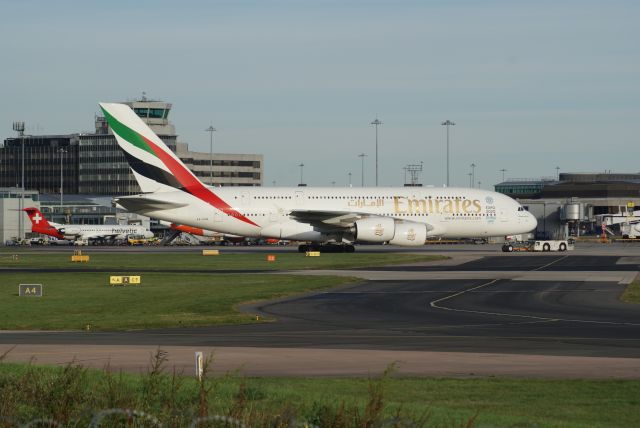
left=354, top=217, right=395, bottom=242
left=58, top=227, right=81, bottom=237
left=389, top=222, right=427, bottom=246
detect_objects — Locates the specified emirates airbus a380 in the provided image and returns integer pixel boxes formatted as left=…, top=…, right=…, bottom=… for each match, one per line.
left=100, top=103, right=537, bottom=252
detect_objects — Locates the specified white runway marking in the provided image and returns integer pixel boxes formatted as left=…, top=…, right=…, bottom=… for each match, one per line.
left=429, top=279, right=640, bottom=326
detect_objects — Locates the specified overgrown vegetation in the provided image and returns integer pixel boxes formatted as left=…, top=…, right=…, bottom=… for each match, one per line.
left=0, top=352, right=431, bottom=427
left=1, top=351, right=639, bottom=427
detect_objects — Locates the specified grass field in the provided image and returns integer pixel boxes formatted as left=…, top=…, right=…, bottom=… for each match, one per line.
left=0, top=250, right=446, bottom=271
left=621, top=280, right=640, bottom=304
left=0, top=251, right=442, bottom=330
left=1, top=360, right=639, bottom=428
left=0, top=272, right=357, bottom=330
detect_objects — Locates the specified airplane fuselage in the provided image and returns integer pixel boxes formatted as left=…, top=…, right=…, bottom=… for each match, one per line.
left=118, top=186, right=536, bottom=243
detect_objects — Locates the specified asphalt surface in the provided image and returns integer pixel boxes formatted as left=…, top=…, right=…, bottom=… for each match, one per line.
left=1, top=253, right=639, bottom=359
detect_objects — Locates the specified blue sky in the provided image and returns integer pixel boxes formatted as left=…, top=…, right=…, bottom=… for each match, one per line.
left=1, top=0, right=639, bottom=187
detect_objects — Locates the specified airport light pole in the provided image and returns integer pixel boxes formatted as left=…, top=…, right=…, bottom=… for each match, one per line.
left=348, top=172, right=352, bottom=187
left=58, top=148, right=66, bottom=210
left=205, top=125, right=216, bottom=185
left=298, top=162, right=304, bottom=186
left=358, top=153, right=367, bottom=187
left=370, top=117, right=382, bottom=186
left=470, top=163, right=476, bottom=189
left=13, top=121, right=25, bottom=240
left=500, top=168, right=507, bottom=182
left=555, top=166, right=560, bottom=181
left=468, top=172, right=473, bottom=188
left=441, top=120, right=455, bottom=187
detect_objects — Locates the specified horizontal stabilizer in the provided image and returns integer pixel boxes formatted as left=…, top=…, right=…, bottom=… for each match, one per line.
left=114, top=195, right=188, bottom=214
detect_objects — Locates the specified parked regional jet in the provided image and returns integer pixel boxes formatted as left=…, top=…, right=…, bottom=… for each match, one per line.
left=100, top=102, right=537, bottom=252
left=24, top=207, right=154, bottom=243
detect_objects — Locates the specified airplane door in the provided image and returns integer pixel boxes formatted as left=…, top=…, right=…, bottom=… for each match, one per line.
left=295, top=191, right=304, bottom=206
left=214, top=212, right=223, bottom=223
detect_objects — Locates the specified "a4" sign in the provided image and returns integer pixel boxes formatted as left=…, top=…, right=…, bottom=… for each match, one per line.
left=19, top=284, right=43, bottom=297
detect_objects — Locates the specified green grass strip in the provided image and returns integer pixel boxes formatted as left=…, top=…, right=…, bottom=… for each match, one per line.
left=621, top=280, right=640, bottom=304
left=0, top=272, right=357, bottom=330
left=0, top=251, right=446, bottom=271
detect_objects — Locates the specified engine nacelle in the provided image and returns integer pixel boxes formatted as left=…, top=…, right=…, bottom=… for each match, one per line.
left=260, top=221, right=327, bottom=241
left=388, top=222, right=427, bottom=246
left=354, top=217, right=395, bottom=242
left=58, top=227, right=81, bottom=236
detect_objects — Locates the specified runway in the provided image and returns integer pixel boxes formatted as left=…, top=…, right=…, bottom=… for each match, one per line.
left=2, top=250, right=640, bottom=377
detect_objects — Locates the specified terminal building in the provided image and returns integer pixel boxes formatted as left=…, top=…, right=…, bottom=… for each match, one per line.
left=495, top=172, right=640, bottom=239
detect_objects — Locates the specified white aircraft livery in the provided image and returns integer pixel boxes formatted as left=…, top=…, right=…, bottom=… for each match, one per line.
left=100, top=102, right=537, bottom=252
left=24, top=207, right=154, bottom=243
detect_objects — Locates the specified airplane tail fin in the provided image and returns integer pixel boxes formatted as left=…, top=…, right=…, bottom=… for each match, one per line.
left=99, top=102, right=259, bottom=227
left=99, top=102, right=205, bottom=194
left=23, top=207, right=54, bottom=233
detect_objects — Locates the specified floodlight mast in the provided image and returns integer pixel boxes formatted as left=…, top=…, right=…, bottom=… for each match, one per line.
left=298, top=162, right=305, bottom=186
left=370, top=117, right=382, bottom=186
left=470, top=163, right=476, bottom=189
left=205, top=125, right=216, bottom=185
left=358, top=153, right=367, bottom=187
left=441, top=120, right=455, bottom=186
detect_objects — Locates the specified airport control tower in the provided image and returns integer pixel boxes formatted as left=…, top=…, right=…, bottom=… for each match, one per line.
left=95, top=94, right=177, bottom=150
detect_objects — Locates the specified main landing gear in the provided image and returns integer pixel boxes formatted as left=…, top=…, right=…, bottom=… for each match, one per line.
left=298, top=244, right=356, bottom=253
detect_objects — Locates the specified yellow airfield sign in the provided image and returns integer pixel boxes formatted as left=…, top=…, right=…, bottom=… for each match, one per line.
left=109, top=275, right=141, bottom=286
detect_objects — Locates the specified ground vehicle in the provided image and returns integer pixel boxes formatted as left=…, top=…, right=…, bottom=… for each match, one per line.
left=501, top=241, right=533, bottom=252
left=533, top=240, right=572, bottom=252
left=127, top=234, right=150, bottom=245
left=502, top=239, right=573, bottom=252
left=621, top=223, right=640, bottom=239
left=48, top=237, right=73, bottom=245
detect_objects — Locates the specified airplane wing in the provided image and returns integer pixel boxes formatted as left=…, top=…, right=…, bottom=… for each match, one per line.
left=290, top=209, right=436, bottom=232
left=290, top=210, right=377, bottom=228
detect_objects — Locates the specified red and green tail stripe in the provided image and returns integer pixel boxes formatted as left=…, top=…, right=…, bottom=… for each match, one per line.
left=101, top=106, right=258, bottom=227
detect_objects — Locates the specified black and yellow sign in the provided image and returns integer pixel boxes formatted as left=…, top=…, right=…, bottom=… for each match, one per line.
left=19, top=284, right=43, bottom=297
left=109, top=275, right=141, bottom=286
